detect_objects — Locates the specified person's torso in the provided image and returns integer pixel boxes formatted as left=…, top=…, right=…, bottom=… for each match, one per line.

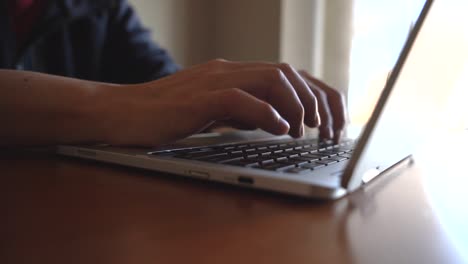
left=1, top=0, right=119, bottom=82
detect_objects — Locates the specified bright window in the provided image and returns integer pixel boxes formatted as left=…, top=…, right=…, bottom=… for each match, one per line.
left=348, top=0, right=468, bottom=130
left=348, top=0, right=425, bottom=125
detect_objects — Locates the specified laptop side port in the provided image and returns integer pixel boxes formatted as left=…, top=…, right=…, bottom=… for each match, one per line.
left=237, top=176, right=254, bottom=185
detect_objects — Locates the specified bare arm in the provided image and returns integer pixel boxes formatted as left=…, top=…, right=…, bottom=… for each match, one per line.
left=0, top=60, right=346, bottom=147
left=0, top=70, right=122, bottom=146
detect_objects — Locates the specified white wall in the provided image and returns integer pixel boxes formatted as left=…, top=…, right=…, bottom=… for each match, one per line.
left=129, top=0, right=214, bottom=67
left=129, top=0, right=353, bottom=93
left=321, top=0, right=354, bottom=93
left=280, top=0, right=353, bottom=93
left=129, top=0, right=280, bottom=67
left=211, top=0, right=281, bottom=62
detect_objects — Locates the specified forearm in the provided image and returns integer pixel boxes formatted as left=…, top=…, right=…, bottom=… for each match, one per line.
left=0, top=70, right=122, bottom=146
left=0, top=60, right=346, bottom=147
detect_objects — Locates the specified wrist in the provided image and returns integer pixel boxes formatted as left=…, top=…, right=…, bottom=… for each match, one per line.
left=90, top=83, right=142, bottom=145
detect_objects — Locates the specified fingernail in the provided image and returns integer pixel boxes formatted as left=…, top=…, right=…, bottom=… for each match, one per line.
left=320, top=126, right=333, bottom=140
left=333, top=129, right=343, bottom=144
left=278, top=117, right=290, bottom=134
left=299, top=123, right=304, bottom=137
left=327, top=127, right=334, bottom=139
left=314, top=114, right=321, bottom=127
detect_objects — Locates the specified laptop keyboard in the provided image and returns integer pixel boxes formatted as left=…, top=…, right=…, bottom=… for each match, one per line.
left=149, top=139, right=354, bottom=174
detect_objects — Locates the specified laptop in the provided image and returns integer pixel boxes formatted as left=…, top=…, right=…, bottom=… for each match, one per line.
left=57, top=0, right=435, bottom=199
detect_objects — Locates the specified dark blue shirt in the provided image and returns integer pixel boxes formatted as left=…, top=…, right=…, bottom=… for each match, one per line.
left=0, top=0, right=180, bottom=83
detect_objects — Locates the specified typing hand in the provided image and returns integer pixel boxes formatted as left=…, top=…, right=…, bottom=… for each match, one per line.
left=298, top=70, right=347, bottom=143
left=104, top=59, right=347, bottom=146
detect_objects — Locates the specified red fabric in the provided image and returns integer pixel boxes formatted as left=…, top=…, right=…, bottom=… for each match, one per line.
left=8, top=0, right=47, bottom=46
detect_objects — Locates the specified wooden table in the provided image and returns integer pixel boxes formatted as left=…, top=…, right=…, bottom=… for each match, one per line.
left=1, top=134, right=467, bottom=264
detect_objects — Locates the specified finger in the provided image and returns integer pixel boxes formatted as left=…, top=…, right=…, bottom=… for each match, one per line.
left=310, top=86, right=334, bottom=140
left=222, top=61, right=320, bottom=128
left=277, top=63, right=319, bottom=128
left=299, top=71, right=347, bottom=143
left=211, top=68, right=304, bottom=138
left=205, top=88, right=290, bottom=136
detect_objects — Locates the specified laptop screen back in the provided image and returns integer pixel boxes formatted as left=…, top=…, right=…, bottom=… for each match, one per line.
left=342, top=0, right=435, bottom=190
left=344, top=0, right=468, bottom=190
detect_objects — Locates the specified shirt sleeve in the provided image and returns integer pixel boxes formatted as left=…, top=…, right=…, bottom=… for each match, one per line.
left=101, top=0, right=180, bottom=84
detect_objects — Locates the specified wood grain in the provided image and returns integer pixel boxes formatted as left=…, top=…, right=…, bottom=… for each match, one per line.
left=1, top=143, right=466, bottom=264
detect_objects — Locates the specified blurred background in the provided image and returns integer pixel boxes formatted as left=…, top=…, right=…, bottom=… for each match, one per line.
left=129, top=0, right=467, bottom=131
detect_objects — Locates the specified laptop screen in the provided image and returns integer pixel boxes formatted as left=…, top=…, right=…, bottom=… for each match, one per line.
left=342, top=0, right=433, bottom=189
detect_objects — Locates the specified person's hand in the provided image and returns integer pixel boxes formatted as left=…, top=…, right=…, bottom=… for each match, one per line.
left=205, top=68, right=348, bottom=143
left=298, top=70, right=347, bottom=143
left=102, top=59, right=347, bottom=146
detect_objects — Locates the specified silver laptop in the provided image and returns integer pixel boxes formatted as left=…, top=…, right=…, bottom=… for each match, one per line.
left=57, top=0, right=435, bottom=199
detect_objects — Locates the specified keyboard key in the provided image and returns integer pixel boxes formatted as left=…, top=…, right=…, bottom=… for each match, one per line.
left=334, top=146, right=353, bottom=153
left=258, top=163, right=295, bottom=171
left=301, top=147, right=318, bottom=153
left=185, top=149, right=214, bottom=154
left=190, top=153, right=228, bottom=160
left=285, top=167, right=311, bottom=174
left=251, top=150, right=273, bottom=155
left=317, top=150, right=338, bottom=157
left=289, top=156, right=314, bottom=163
left=245, top=151, right=271, bottom=158
left=149, top=148, right=194, bottom=156
left=230, top=150, right=243, bottom=155
left=300, top=163, right=326, bottom=170
left=268, top=154, right=288, bottom=162
left=301, top=153, right=327, bottom=160
left=286, top=153, right=299, bottom=158
left=244, top=148, right=257, bottom=153
left=222, top=146, right=236, bottom=151
left=170, top=148, right=197, bottom=153
left=148, top=150, right=175, bottom=156
left=285, top=150, right=309, bottom=155
left=285, top=157, right=310, bottom=166
left=244, top=157, right=275, bottom=164
left=227, top=152, right=245, bottom=157
left=316, top=159, right=338, bottom=165
left=198, top=155, right=242, bottom=163
left=259, top=159, right=275, bottom=165
left=225, top=159, right=259, bottom=167
left=338, top=153, right=353, bottom=159
left=333, top=150, right=347, bottom=155
left=259, top=151, right=273, bottom=156
left=329, top=156, right=349, bottom=162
